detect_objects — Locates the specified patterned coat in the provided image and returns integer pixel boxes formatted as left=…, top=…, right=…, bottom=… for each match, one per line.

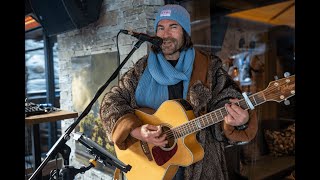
left=100, top=49, right=258, bottom=180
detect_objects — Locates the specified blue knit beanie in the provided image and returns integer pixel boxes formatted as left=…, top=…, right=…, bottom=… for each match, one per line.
left=154, top=4, right=191, bottom=36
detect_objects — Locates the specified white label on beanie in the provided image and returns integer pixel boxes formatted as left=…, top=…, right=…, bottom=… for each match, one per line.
left=160, top=10, right=171, bottom=17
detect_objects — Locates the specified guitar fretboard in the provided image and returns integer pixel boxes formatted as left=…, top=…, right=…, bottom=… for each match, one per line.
left=171, top=91, right=266, bottom=138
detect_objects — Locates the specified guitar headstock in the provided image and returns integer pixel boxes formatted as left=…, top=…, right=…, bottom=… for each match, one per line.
left=263, top=75, right=295, bottom=103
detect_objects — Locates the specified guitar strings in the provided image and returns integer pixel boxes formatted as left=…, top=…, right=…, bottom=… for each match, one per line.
left=163, top=99, right=247, bottom=139
left=162, top=78, right=294, bottom=140
left=163, top=107, right=228, bottom=139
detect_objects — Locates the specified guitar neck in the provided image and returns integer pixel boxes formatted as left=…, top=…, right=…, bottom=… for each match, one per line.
left=172, top=91, right=267, bottom=138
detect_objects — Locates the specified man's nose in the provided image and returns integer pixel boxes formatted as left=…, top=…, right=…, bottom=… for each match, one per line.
left=162, top=29, right=171, bottom=39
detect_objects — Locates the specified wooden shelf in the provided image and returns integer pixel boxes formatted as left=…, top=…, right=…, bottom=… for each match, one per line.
left=25, top=109, right=78, bottom=179
left=25, top=110, right=78, bottom=125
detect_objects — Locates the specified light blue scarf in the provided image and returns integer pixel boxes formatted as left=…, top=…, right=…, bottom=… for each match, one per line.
left=135, top=48, right=195, bottom=110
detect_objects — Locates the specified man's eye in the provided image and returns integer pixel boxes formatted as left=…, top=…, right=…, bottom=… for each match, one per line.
left=171, top=25, right=178, bottom=29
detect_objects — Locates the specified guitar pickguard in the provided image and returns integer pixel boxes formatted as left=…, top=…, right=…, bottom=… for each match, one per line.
left=152, top=145, right=178, bottom=166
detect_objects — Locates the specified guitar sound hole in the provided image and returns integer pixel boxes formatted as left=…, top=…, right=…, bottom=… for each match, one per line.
left=161, top=125, right=176, bottom=151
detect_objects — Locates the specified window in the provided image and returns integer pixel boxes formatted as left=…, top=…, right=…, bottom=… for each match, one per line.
left=25, top=29, right=60, bottom=105
left=25, top=28, right=62, bottom=178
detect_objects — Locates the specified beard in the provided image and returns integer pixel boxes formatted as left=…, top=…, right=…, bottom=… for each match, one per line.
left=160, top=37, right=181, bottom=56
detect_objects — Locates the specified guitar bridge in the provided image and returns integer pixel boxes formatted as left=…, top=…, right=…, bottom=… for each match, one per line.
left=140, top=141, right=153, bottom=161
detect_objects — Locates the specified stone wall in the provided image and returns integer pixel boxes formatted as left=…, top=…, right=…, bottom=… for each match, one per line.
left=57, top=0, right=164, bottom=179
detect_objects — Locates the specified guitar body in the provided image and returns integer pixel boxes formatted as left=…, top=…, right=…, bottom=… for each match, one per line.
left=114, top=100, right=204, bottom=180
left=113, top=75, right=296, bottom=180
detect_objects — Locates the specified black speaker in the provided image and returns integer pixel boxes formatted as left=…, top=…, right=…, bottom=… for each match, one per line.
left=29, top=0, right=103, bottom=36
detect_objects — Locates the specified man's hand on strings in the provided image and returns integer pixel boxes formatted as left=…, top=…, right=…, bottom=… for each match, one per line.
left=130, top=124, right=168, bottom=147
left=224, top=98, right=249, bottom=126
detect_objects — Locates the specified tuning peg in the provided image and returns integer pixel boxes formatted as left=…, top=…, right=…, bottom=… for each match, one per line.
left=274, top=75, right=278, bottom=80
left=284, top=72, right=291, bottom=78
left=284, top=99, right=290, bottom=105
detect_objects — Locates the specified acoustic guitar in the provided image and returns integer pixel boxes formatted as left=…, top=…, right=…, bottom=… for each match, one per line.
left=114, top=75, right=295, bottom=180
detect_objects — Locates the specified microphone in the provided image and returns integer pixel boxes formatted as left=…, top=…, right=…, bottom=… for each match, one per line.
left=120, top=29, right=163, bottom=47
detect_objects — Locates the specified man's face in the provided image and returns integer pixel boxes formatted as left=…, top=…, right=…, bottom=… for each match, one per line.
left=156, top=19, right=184, bottom=58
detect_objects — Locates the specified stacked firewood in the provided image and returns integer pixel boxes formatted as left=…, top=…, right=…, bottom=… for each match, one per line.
left=264, top=123, right=295, bottom=157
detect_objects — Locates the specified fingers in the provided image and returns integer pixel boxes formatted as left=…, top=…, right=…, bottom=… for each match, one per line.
left=145, top=124, right=162, bottom=137
left=145, top=124, right=159, bottom=131
left=225, top=103, right=244, bottom=117
left=224, top=114, right=238, bottom=126
left=224, top=100, right=249, bottom=126
left=141, top=124, right=168, bottom=147
left=153, top=134, right=168, bottom=147
left=227, top=98, right=243, bottom=113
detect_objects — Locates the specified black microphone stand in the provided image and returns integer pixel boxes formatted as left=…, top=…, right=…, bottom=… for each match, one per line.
left=29, top=39, right=145, bottom=180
